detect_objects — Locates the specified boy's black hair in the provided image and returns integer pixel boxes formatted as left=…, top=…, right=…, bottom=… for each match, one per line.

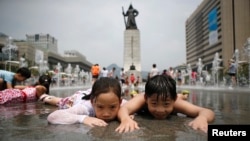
left=145, top=75, right=177, bottom=101
left=82, top=77, right=121, bottom=101
left=16, top=67, right=31, bottom=79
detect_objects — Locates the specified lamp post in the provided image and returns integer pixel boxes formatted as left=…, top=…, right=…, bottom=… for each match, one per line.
left=244, top=38, right=250, bottom=88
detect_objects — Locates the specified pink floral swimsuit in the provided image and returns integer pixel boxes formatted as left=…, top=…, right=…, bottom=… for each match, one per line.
left=0, top=87, right=37, bottom=105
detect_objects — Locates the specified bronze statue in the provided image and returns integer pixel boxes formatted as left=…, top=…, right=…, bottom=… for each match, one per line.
left=122, top=4, right=139, bottom=30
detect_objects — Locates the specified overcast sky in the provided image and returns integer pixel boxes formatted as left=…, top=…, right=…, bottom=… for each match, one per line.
left=0, top=0, right=202, bottom=72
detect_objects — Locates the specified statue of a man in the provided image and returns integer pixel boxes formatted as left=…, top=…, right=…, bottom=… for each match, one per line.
left=122, top=4, right=139, bottom=30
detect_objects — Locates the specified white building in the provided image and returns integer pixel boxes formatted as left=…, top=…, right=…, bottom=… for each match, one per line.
left=26, top=33, right=58, bottom=53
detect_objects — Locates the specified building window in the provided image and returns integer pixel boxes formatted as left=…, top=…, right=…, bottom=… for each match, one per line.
left=35, top=34, right=39, bottom=41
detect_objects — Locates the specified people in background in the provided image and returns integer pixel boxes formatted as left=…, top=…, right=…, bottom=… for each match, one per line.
left=91, top=64, right=100, bottom=84
left=120, top=68, right=126, bottom=85
left=150, top=63, right=159, bottom=78
left=227, top=59, right=237, bottom=88
left=100, top=67, right=109, bottom=78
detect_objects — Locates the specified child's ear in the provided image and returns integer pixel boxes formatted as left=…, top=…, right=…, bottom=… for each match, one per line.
left=119, top=98, right=122, bottom=104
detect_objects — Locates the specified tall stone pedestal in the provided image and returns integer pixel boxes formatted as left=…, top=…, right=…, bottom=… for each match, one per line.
left=123, top=30, right=141, bottom=72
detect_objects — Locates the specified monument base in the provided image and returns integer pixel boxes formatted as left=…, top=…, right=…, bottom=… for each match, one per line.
left=123, top=29, right=141, bottom=72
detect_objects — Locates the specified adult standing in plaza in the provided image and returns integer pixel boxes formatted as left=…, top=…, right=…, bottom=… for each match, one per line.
left=168, top=67, right=175, bottom=78
left=0, top=67, right=31, bottom=90
left=120, top=68, right=126, bottom=85
left=108, top=67, right=116, bottom=78
left=100, top=67, right=109, bottom=78
left=150, top=63, right=159, bottom=78
left=122, top=4, right=139, bottom=29
left=191, top=70, right=197, bottom=85
left=91, top=64, right=100, bottom=84
left=227, top=59, right=237, bottom=87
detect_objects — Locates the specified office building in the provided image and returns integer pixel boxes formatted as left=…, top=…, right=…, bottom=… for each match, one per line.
left=186, top=0, right=250, bottom=71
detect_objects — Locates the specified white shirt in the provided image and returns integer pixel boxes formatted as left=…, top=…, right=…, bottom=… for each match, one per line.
left=150, top=68, right=159, bottom=78
left=101, top=69, right=109, bottom=77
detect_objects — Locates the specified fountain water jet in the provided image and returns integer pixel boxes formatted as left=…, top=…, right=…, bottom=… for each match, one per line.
left=19, top=57, right=28, bottom=68
left=73, top=65, right=80, bottom=85
left=56, top=62, right=62, bottom=87
left=211, top=52, right=222, bottom=87
left=187, top=64, right=192, bottom=85
left=196, top=58, right=204, bottom=84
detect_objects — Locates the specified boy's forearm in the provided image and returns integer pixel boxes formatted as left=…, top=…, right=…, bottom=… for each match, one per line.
left=199, top=108, right=215, bottom=122
left=118, top=107, right=131, bottom=122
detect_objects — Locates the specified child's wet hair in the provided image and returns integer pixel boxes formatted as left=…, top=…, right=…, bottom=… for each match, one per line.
left=145, top=75, right=177, bottom=101
left=82, top=77, right=121, bottom=101
left=38, top=74, right=51, bottom=94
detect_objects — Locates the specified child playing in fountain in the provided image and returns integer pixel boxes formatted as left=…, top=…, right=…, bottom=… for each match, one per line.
left=0, top=74, right=51, bottom=105
left=47, top=77, right=128, bottom=126
left=115, top=75, right=214, bottom=133
left=40, top=88, right=92, bottom=109
left=0, top=67, right=31, bottom=90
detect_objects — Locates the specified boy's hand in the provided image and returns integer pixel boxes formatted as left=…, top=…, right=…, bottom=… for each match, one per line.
left=188, top=116, right=208, bottom=133
left=115, top=118, right=139, bottom=133
left=83, top=117, right=108, bottom=127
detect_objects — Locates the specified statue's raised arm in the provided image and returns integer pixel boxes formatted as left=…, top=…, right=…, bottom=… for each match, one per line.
left=122, top=4, right=139, bottom=30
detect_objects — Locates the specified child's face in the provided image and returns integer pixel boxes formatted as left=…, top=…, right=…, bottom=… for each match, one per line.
left=91, top=92, right=121, bottom=122
left=15, top=74, right=26, bottom=82
left=145, top=93, right=175, bottom=119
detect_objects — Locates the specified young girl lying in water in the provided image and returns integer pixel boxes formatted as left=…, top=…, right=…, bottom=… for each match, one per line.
left=115, top=75, right=215, bottom=133
left=47, top=77, right=127, bottom=127
left=0, top=74, right=51, bottom=105
left=39, top=88, right=92, bottom=109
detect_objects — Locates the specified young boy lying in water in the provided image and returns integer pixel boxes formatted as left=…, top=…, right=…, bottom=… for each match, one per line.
left=115, top=75, right=214, bottom=133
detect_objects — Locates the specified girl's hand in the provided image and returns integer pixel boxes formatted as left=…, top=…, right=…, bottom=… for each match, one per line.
left=83, top=117, right=108, bottom=127
left=115, top=118, right=139, bottom=133
left=188, top=116, right=208, bottom=133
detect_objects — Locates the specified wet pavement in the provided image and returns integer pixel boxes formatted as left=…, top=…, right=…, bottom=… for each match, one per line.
left=0, top=86, right=250, bottom=141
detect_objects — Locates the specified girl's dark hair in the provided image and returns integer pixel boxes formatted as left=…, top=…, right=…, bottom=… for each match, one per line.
left=145, top=75, right=177, bottom=101
left=36, top=74, right=51, bottom=94
left=82, top=77, right=121, bottom=101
